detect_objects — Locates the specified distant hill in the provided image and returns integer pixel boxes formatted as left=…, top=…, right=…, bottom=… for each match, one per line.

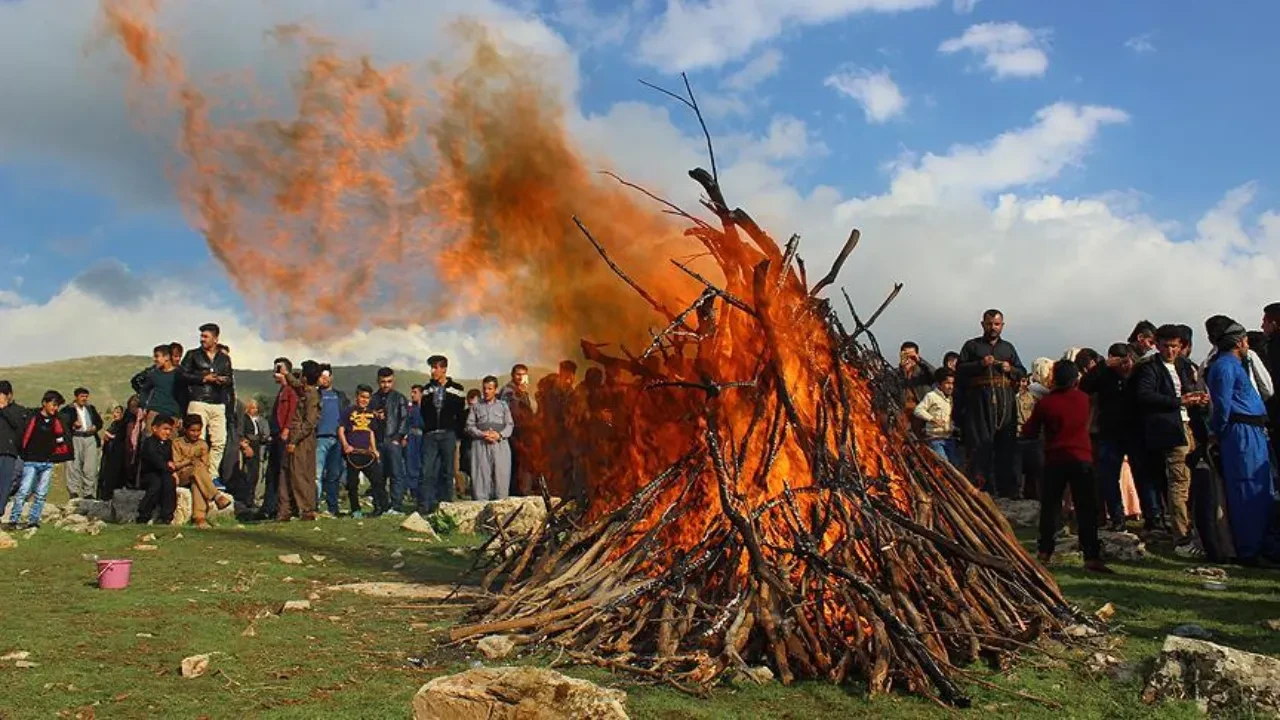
left=0, top=355, right=527, bottom=410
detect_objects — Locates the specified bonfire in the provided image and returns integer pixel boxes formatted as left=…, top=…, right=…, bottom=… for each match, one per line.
left=450, top=81, right=1081, bottom=707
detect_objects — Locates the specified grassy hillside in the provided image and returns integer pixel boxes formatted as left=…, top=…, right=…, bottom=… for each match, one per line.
left=0, top=355, right=515, bottom=410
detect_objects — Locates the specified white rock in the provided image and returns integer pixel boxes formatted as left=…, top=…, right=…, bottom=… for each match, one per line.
left=172, top=487, right=193, bottom=526
left=0, top=531, right=16, bottom=550
left=433, top=501, right=486, bottom=535
left=180, top=653, right=211, bottom=678
left=993, top=498, right=1040, bottom=529
left=412, top=666, right=627, bottom=720
left=280, top=600, right=312, bottom=613
left=400, top=512, right=440, bottom=539
left=1143, top=635, right=1280, bottom=715
left=278, top=554, right=304, bottom=565
left=476, top=635, right=515, bottom=660
left=1, top=651, right=30, bottom=661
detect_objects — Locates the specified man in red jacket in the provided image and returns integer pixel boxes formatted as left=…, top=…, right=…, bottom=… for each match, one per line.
left=1021, top=360, right=1114, bottom=574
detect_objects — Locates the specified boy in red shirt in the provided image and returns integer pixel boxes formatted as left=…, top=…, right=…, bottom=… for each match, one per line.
left=1021, top=360, right=1114, bottom=574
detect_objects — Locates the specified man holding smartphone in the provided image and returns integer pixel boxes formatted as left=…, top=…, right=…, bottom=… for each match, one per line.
left=179, top=323, right=234, bottom=479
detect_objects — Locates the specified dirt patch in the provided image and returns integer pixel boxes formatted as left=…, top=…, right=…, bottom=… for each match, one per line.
left=326, top=582, right=480, bottom=601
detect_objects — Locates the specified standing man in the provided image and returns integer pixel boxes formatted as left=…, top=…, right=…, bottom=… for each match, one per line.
left=955, top=309, right=1026, bottom=497
left=131, top=345, right=182, bottom=436
left=237, top=399, right=270, bottom=511
left=899, top=342, right=936, bottom=431
left=1205, top=318, right=1274, bottom=566
left=260, top=358, right=297, bottom=520
left=370, top=367, right=410, bottom=514
left=406, top=384, right=425, bottom=506
left=1131, top=325, right=1207, bottom=545
left=419, top=355, right=467, bottom=515
left=315, top=365, right=349, bottom=517
left=178, top=323, right=233, bottom=478
left=1259, top=303, right=1280, bottom=494
left=279, top=360, right=321, bottom=522
left=1129, top=321, right=1158, bottom=359
left=62, top=387, right=103, bottom=500
left=499, top=364, right=534, bottom=495
left=1080, top=343, right=1138, bottom=531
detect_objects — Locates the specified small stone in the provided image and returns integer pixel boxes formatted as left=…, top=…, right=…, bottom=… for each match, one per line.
left=1185, top=566, right=1228, bottom=580
left=307, top=592, right=321, bottom=601
left=327, top=616, right=341, bottom=622
left=390, top=549, right=403, bottom=558
left=141, top=533, right=157, bottom=542
left=22, top=527, right=38, bottom=539
left=180, top=653, right=211, bottom=678
left=1064, top=623, right=1099, bottom=639
left=14, top=660, right=38, bottom=669
left=399, top=512, right=440, bottom=538
left=82, top=554, right=99, bottom=562
left=1094, top=602, right=1116, bottom=621
left=278, top=554, right=304, bottom=565
left=132, top=544, right=158, bottom=551
left=215, top=560, right=230, bottom=566
left=0, top=531, right=16, bottom=550
left=392, top=562, right=406, bottom=570
left=335, top=537, right=347, bottom=542
left=1171, top=624, right=1214, bottom=640
left=172, top=533, right=184, bottom=540
left=282, top=576, right=295, bottom=583
left=312, top=526, right=321, bottom=532
left=1261, top=619, right=1280, bottom=632
left=447, top=547, right=469, bottom=556
left=280, top=600, right=311, bottom=613
left=476, top=635, right=515, bottom=660
left=743, top=665, right=774, bottom=684
left=1, top=651, right=30, bottom=661
left=136, top=633, right=153, bottom=638
left=311, top=555, right=326, bottom=562
left=241, top=625, right=257, bottom=638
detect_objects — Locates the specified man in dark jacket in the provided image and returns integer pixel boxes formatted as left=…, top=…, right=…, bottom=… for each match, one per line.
left=1131, top=324, right=1209, bottom=546
left=0, top=380, right=26, bottom=508
left=60, top=387, right=104, bottom=499
left=259, top=358, right=297, bottom=519
left=1080, top=343, right=1137, bottom=531
left=419, top=355, right=467, bottom=515
left=179, top=323, right=234, bottom=479
left=371, top=367, right=410, bottom=514
left=236, top=399, right=271, bottom=510
left=131, top=345, right=183, bottom=435
left=1261, top=302, right=1280, bottom=494
left=7, top=390, right=73, bottom=528
left=955, top=309, right=1026, bottom=498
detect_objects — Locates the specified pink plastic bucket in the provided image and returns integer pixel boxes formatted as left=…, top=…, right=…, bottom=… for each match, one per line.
left=97, top=559, right=133, bottom=590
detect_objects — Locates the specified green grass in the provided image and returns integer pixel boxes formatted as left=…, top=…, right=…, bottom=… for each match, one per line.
left=0, top=485, right=1276, bottom=719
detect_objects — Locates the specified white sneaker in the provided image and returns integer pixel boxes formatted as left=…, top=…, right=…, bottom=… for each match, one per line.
left=383, top=509, right=404, bottom=517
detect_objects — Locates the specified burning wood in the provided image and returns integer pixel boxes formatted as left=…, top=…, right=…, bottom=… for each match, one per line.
left=451, top=83, right=1083, bottom=707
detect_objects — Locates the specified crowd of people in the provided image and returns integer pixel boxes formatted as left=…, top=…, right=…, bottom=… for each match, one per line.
left=0, top=323, right=626, bottom=529
left=901, top=305, right=1280, bottom=571
left=2, top=305, right=1278, bottom=573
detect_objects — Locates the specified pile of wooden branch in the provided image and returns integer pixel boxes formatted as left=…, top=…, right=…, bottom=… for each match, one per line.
left=450, top=78, right=1083, bottom=707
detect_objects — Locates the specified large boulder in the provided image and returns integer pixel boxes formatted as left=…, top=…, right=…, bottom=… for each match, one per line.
left=4, top=499, right=62, bottom=524
left=76, top=499, right=114, bottom=522
left=1143, top=635, right=1280, bottom=715
left=993, top=498, right=1040, bottom=529
left=109, top=489, right=146, bottom=524
left=412, top=666, right=627, bottom=720
left=435, top=501, right=485, bottom=535
left=477, top=497, right=551, bottom=537
left=172, top=488, right=236, bottom=525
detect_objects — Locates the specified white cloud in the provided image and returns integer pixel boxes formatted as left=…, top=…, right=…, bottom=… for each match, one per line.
left=952, top=0, right=979, bottom=13
left=0, top=0, right=1276, bottom=374
left=824, top=67, right=908, bottom=123
left=724, top=49, right=784, bottom=91
left=637, top=0, right=939, bottom=72
left=939, top=21, right=1050, bottom=79
left=1124, top=33, right=1157, bottom=54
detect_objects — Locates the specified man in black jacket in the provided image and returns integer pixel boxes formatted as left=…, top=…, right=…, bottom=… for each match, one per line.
left=955, top=309, right=1026, bottom=497
left=236, top=399, right=271, bottom=510
left=1080, top=343, right=1137, bottom=530
left=1262, top=302, right=1280, bottom=494
left=179, top=323, right=234, bottom=479
left=419, top=355, right=467, bottom=515
left=60, top=387, right=104, bottom=499
left=1132, top=325, right=1209, bottom=545
left=371, top=367, right=410, bottom=514
left=0, top=380, right=26, bottom=508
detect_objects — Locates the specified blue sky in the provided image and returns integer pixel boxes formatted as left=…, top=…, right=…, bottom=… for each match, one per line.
left=1, top=0, right=1277, bottom=370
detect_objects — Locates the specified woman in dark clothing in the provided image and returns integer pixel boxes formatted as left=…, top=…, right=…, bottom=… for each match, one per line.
left=96, top=405, right=129, bottom=499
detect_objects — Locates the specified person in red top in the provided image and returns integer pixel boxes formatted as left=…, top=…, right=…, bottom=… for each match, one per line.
left=1021, top=360, right=1114, bottom=574
left=257, top=357, right=299, bottom=519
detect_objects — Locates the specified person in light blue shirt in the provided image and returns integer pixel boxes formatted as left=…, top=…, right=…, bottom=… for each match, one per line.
left=1205, top=318, right=1273, bottom=565
left=315, top=365, right=349, bottom=516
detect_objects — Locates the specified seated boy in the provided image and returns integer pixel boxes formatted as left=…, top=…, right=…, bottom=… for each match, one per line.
left=339, top=384, right=387, bottom=518
left=173, top=414, right=230, bottom=527
left=137, top=414, right=178, bottom=524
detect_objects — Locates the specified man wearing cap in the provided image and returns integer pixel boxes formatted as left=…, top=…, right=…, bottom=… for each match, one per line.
left=1205, top=317, right=1274, bottom=566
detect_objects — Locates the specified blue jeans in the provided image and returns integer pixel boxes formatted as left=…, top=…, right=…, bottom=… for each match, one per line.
left=8, top=461, right=54, bottom=524
left=420, top=430, right=456, bottom=513
left=316, top=436, right=345, bottom=514
left=406, top=433, right=424, bottom=503
left=381, top=440, right=407, bottom=508
left=1093, top=438, right=1126, bottom=525
left=928, top=438, right=960, bottom=466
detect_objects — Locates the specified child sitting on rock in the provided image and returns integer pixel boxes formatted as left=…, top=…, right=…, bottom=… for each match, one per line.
left=173, top=414, right=230, bottom=528
left=137, top=414, right=177, bottom=524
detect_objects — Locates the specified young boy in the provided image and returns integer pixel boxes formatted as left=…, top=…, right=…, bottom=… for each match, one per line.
left=339, top=384, right=386, bottom=517
left=173, top=415, right=229, bottom=528
left=913, top=368, right=959, bottom=466
left=7, top=391, right=74, bottom=529
left=1021, top=361, right=1113, bottom=574
left=137, top=415, right=178, bottom=524
left=131, top=344, right=183, bottom=435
